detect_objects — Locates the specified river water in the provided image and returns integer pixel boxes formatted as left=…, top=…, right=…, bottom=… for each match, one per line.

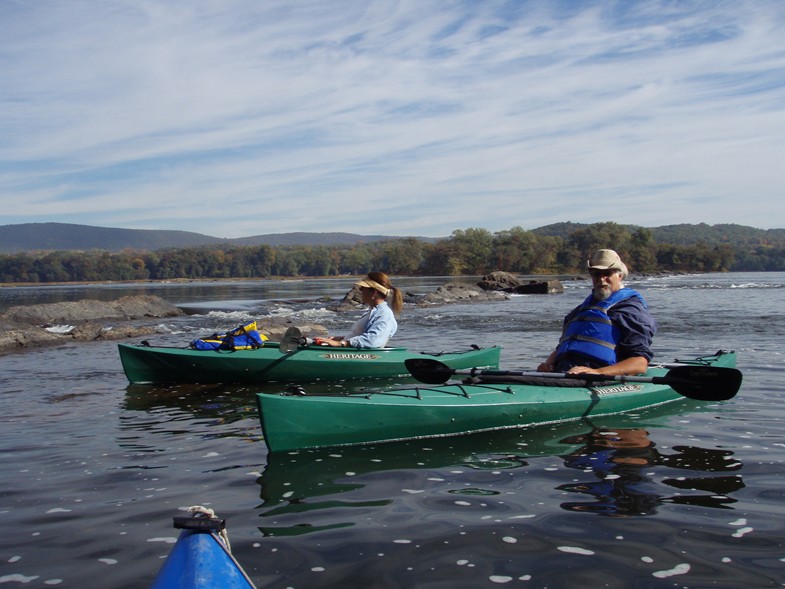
left=1, top=273, right=783, bottom=588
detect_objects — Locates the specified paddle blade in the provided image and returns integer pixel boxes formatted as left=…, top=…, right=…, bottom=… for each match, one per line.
left=279, top=326, right=303, bottom=354
left=664, top=365, right=742, bottom=401
left=405, top=358, right=455, bottom=384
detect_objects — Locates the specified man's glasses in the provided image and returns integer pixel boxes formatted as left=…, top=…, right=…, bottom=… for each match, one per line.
left=589, top=269, right=618, bottom=278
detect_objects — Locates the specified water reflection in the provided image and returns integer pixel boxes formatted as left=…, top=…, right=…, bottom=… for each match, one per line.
left=123, top=383, right=260, bottom=423
left=253, top=425, right=583, bottom=537
left=253, top=423, right=745, bottom=540
left=120, top=380, right=413, bottom=444
left=121, top=383, right=744, bottom=534
left=557, top=427, right=744, bottom=516
left=123, top=380, right=396, bottom=415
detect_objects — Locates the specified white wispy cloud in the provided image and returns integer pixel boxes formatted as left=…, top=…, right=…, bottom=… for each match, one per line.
left=1, top=0, right=784, bottom=238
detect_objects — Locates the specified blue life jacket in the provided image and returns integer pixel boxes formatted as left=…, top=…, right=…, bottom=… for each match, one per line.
left=556, top=288, right=646, bottom=366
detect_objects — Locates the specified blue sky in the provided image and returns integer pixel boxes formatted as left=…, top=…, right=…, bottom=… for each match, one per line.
left=2, top=1, right=784, bottom=238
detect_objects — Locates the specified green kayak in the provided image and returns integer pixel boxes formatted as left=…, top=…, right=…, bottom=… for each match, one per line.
left=256, top=351, right=741, bottom=452
left=118, top=341, right=501, bottom=385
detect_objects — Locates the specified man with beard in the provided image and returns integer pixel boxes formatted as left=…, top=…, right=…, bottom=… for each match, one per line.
left=537, top=249, right=657, bottom=377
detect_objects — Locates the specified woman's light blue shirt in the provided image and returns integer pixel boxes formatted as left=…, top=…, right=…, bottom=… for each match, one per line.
left=346, top=302, right=397, bottom=348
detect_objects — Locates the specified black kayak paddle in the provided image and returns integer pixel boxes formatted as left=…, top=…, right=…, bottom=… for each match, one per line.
left=404, top=358, right=742, bottom=402
left=279, top=326, right=304, bottom=354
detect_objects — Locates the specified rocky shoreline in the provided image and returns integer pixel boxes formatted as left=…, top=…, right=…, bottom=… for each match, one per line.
left=0, top=296, right=182, bottom=355
left=0, top=274, right=562, bottom=355
left=0, top=295, right=335, bottom=356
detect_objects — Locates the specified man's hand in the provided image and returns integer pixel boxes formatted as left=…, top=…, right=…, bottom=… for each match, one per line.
left=566, top=365, right=601, bottom=375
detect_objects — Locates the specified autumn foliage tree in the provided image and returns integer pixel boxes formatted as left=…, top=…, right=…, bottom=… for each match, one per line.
left=2, top=222, right=778, bottom=283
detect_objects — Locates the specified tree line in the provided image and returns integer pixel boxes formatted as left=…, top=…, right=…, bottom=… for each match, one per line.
left=2, top=222, right=784, bottom=283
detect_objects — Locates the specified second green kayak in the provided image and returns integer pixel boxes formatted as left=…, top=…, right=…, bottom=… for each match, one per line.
left=256, top=351, right=740, bottom=452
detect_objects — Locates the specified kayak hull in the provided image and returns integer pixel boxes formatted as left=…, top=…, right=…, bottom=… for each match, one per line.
left=119, top=342, right=501, bottom=384
left=150, top=529, right=254, bottom=589
left=256, top=351, right=737, bottom=452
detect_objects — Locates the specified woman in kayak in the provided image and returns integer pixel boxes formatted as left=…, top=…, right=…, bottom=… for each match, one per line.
left=323, top=271, right=403, bottom=348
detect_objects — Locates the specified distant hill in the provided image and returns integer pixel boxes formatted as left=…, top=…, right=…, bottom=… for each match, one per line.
left=2, top=221, right=783, bottom=254
left=0, top=223, right=226, bottom=253
left=530, top=222, right=591, bottom=239
left=0, top=223, right=416, bottom=253
left=649, top=223, right=785, bottom=245
left=532, top=221, right=785, bottom=246
left=229, top=232, right=401, bottom=247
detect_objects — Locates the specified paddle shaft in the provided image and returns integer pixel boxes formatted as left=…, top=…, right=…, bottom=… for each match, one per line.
left=404, top=358, right=742, bottom=401
left=456, top=368, right=669, bottom=385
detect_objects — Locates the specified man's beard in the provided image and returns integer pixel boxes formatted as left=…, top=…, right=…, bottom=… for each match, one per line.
left=593, top=286, right=612, bottom=301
